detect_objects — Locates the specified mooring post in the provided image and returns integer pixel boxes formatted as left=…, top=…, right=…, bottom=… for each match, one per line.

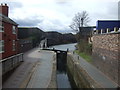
left=78, top=56, right=79, bottom=60
left=67, top=48, right=69, bottom=52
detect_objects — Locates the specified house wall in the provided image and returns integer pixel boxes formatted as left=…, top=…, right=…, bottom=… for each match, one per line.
left=18, top=39, right=33, bottom=53
left=92, top=33, right=120, bottom=85
left=2, top=22, right=18, bottom=59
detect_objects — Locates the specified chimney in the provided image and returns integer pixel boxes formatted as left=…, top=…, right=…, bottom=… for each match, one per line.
left=0, top=3, right=9, bottom=17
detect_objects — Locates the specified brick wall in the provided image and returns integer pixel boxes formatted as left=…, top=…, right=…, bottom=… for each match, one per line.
left=92, top=33, right=120, bottom=85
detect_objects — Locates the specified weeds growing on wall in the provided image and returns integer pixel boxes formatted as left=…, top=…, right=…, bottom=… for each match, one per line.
left=75, top=40, right=92, bottom=62
left=77, top=40, right=92, bottom=55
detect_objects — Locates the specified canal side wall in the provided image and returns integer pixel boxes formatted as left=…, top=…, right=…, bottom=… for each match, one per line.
left=67, top=54, right=102, bottom=88
left=47, top=53, right=57, bottom=89
left=92, top=33, right=120, bottom=85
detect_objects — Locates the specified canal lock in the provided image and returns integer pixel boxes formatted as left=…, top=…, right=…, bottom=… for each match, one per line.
left=56, top=51, right=77, bottom=89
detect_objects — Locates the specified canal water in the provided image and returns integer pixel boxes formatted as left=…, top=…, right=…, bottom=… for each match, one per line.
left=50, top=43, right=77, bottom=51
left=51, top=43, right=77, bottom=89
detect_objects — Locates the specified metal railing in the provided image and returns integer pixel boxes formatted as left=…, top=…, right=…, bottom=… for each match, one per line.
left=0, top=53, right=24, bottom=75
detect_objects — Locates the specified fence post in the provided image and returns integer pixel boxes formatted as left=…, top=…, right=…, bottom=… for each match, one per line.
left=114, top=27, right=118, bottom=32
left=21, top=54, right=24, bottom=62
left=96, top=30, right=98, bottom=34
left=107, top=28, right=110, bottom=33
left=101, top=29, right=103, bottom=34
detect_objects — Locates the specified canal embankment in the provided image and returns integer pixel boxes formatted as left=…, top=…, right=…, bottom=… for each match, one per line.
left=67, top=52, right=118, bottom=89
left=67, top=54, right=100, bottom=88
left=47, top=53, right=57, bottom=89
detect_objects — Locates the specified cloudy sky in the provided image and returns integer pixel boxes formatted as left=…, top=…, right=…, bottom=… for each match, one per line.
left=0, top=0, right=119, bottom=33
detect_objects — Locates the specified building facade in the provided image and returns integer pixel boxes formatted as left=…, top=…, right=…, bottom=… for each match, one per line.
left=92, top=20, right=120, bottom=85
left=96, top=20, right=120, bottom=33
left=0, top=4, right=18, bottom=59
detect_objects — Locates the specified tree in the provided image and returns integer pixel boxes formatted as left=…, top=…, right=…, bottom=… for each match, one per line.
left=69, top=11, right=90, bottom=34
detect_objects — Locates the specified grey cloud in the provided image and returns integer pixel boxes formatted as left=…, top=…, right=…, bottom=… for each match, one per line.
left=0, top=1, right=23, bottom=10
left=13, top=16, right=43, bottom=27
left=8, top=2, right=23, bottom=9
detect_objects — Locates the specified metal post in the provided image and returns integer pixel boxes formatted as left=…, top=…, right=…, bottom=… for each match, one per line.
left=78, top=56, right=79, bottom=60
left=67, top=48, right=69, bottom=52
left=21, top=54, right=24, bottom=62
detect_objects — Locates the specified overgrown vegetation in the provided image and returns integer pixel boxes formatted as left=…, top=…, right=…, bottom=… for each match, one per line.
left=69, top=11, right=92, bottom=62
left=77, top=40, right=92, bottom=55
left=75, top=49, right=92, bottom=63
left=75, top=40, right=92, bottom=63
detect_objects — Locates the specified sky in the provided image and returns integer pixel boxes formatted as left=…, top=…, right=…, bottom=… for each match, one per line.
left=0, top=0, right=119, bottom=33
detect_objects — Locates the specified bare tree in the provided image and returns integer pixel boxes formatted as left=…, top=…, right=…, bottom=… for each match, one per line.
left=69, top=11, right=90, bottom=33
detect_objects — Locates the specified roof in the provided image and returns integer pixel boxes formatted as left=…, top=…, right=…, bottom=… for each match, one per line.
left=0, top=13, right=18, bottom=25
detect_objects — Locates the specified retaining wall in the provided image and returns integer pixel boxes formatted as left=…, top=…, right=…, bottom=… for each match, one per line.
left=92, top=33, right=120, bottom=85
left=67, top=54, right=102, bottom=88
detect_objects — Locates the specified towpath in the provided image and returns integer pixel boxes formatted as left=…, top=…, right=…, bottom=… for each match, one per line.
left=3, top=48, right=55, bottom=88
left=69, top=52, right=118, bottom=88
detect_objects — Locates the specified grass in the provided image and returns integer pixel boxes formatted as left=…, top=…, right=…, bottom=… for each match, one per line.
left=75, top=50, right=92, bottom=63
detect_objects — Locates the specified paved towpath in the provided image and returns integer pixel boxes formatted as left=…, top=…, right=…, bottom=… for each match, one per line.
left=69, top=52, right=118, bottom=88
left=3, top=48, right=54, bottom=88
left=26, top=50, right=54, bottom=88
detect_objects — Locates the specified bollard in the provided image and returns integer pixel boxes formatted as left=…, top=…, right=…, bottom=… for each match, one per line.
left=53, top=48, right=55, bottom=50
left=78, top=56, right=79, bottom=60
left=67, top=48, right=69, bottom=52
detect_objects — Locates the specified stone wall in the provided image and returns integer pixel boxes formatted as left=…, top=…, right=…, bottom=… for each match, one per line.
left=92, top=33, right=120, bottom=85
left=67, top=54, right=102, bottom=88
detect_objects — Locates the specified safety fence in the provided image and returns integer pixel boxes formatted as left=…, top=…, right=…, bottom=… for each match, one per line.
left=0, top=53, right=23, bottom=75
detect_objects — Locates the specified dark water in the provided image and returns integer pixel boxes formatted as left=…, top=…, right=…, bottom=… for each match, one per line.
left=56, top=50, right=76, bottom=89
left=50, top=43, right=77, bottom=89
left=49, top=43, right=77, bottom=51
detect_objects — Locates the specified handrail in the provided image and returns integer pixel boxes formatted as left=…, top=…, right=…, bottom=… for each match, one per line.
left=0, top=53, right=23, bottom=62
left=1, top=53, right=24, bottom=75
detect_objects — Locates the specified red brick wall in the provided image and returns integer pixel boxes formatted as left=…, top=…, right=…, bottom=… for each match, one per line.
left=2, top=22, right=18, bottom=59
left=0, top=4, right=9, bottom=17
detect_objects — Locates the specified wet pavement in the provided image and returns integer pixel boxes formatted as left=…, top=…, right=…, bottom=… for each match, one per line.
left=3, top=48, right=55, bottom=88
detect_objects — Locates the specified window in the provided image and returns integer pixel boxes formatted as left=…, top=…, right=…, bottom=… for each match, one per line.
left=0, top=40, right=4, bottom=53
left=0, top=22, right=4, bottom=32
left=12, top=26, right=16, bottom=34
left=13, top=40, right=16, bottom=51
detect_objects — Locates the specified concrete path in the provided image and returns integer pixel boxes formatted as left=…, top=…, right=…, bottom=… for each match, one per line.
left=26, top=50, right=54, bottom=88
left=69, top=52, right=118, bottom=88
left=3, top=48, right=54, bottom=88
